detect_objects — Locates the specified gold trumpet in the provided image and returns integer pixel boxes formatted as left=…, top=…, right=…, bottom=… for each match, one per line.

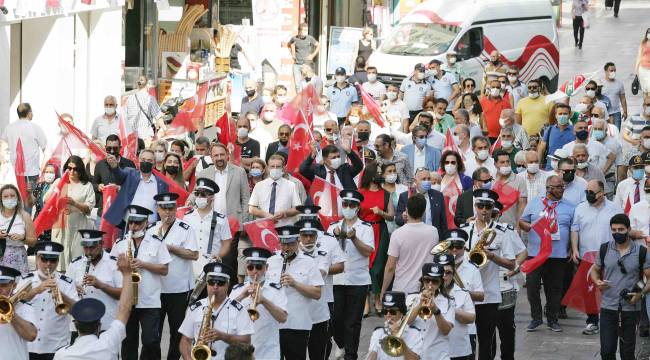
left=0, top=282, right=32, bottom=323
left=380, top=299, right=419, bottom=357
left=468, top=228, right=496, bottom=268
left=192, top=295, right=216, bottom=360
left=418, top=295, right=435, bottom=320
left=47, top=268, right=70, bottom=315
left=247, top=276, right=262, bottom=321
left=127, top=233, right=141, bottom=306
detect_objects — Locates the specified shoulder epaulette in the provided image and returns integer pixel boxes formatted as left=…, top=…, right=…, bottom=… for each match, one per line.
left=115, top=238, right=125, bottom=244
left=232, top=283, right=244, bottom=290
left=21, top=273, right=34, bottom=280
left=506, top=224, right=515, bottom=231
left=71, top=256, right=83, bottom=263
left=409, top=325, right=421, bottom=331
left=179, top=221, right=190, bottom=230
left=459, top=223, right=470, bottom=228
left=494, top=223, right=507, bottom=232
left=373, top=326, right=384, bottom=331
left=230, top=299, right=243, bottom=311
left=269, top=282, right=282, bottom=290
left=304, top=252, right=315, bottom=258
left=59, top=274, right=73, bottom=284
left=330, top=220, right=342, bottom=226
left=317, top=250, right=327, bottom=256
left=322, top=232, right=336, bottom=239
left=215, top=213, right=225, bottom=218
left=185, top=209, right=195, bottom=215
left=189, top=301, right=202, bottom=311
left=152, top=234, right=163, bottom=241
left=109, top=255, right=118, bottom=261
left=18, top=299, right=31, bottom=305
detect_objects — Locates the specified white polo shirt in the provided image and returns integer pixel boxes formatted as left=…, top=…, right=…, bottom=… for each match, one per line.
left=53, top=320, right=126, bottom=360
left=230, top=281, right=287, bottom=360
left=0, top=118, right=47, bottom=176
left=67, top=252, right=123, bottom=331
left=562, top=140, right=611, bottom=169
left=19, top=271, right=80, bottom=354
left=629, top=199, right=650, bottom=241
left=0, top=300, right=34, bottom=360
left=408, top=292, right=455, bottom=359
left=110, top=233, right=172, bottom=308
left=184, top=209, right=232, bottom=276
left=266, top=252, right=324, bottom=330
left=448, top=285, right=474, bottom=358
left=572, top=200, right=624, bottom=257
left=328, top=219, right=375, bottom=286
left=151, top=219, right=199, bottom=293
left=455, top=258, right=484, bottom=335
left=179, top=297, right=254, bottom=360
left=249, top=177, right=301, bottom=227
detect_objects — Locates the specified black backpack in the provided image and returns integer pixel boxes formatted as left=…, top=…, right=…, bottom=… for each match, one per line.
left=599, top=242, right=647, bottom=277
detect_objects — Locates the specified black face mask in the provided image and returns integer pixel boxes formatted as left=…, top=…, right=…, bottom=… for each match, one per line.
left=107, top=148, right=120, bottom=157
left=165, top=166, right=179, bottom=175
left=357, top=132, right=370, bottom=142
left=246, top=89, right=256, bottom=97
left=576, top=130, right=589, bottom=141
left=586, top=191, right=599, bottom=204
left=491, top=59, right=500, bottom=65
left=562, top=171, right=575, bottom=183
left=304, top=77, right=312, bottom=82
left=613, top=232, right=628, bottom=244
left=140, top=161, right=153, bottom=173
left=279, top=139, right=289, bottom=146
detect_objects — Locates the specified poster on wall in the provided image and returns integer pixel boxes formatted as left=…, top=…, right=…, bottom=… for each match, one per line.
left=326, top=27, right=364, bottom=76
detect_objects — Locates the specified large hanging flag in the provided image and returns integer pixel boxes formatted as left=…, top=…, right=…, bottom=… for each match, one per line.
left=561, top=251, right=601, bottom=314
left=33, top=171, right=70, bottom=237
left=442, top=179, right=461, bottom=230
left=357, top=85, right=386, bottom=128
left=286, top=115, right=313, bottom=173
left=308, top=176, right=341, bottom=218
left=243, top=218, right=280, bottom=252
left=99, top=185, right=119, bottom=249
left=215, top=112, right=236, bottom=146
left=57, top=112, right=107, bottom=161
left=152, top=169, right=189, bottom=205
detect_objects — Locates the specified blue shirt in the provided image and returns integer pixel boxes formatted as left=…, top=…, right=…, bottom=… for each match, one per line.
left=327, top=83, right=358, bottom=117
left=521, top=196, right=575, bottom=258
left=543, top=125, right=575, bottom=170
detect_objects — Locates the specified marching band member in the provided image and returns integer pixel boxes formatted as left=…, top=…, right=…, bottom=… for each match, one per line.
left=230, top=247, right=288, bottom=359
left=367, top=291, right=422, bottom=360
left=0, top=265, right=37, bottom=360
left=408, top=262, right=455, bottom=359
left=295, top=218, right=345, bottom=360
left=19, top=242, right=79, bottom=360
left=435, top=252, right=476, bottom=360
left=152, top=192, right=199, bottom=360
left=67, top=230, right=122, bottom=333
left=327, top=189, right=374, bottom=360
left=54, top=254, right=133, bottom=359
left=179, top=262, right=253, bottom=360
left=184, top=178, right=232, bottom=277
left=266, top=225, right=323, bottom=360
left=110, top=205, right=172, bottom=360
left=459, top=190, right=515, bottom=360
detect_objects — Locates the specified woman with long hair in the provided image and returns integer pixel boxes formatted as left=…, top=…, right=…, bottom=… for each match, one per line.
left=381, top=162, right=408, bottom=234
left=440, top=150, right=472, bottom=191
left=247, top=158, right=267, bottom=194
left=47, top=155, right=95, bottom=271
left=31, top=163, right=59, bottom=242
left=459, top=92, right=484, bottom=128
left=358, top=161, right=395, bottom=316
left=163, top=153, right=185, bottom=189
left=0, top=184, right=37, bottom=274
left=151, top=139, right=168, bottom=173
left=636, top=28, right=650, bottom=96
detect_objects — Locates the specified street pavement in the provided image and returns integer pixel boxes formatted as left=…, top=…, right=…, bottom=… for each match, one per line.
left=155, top=1, right=650, bottom=359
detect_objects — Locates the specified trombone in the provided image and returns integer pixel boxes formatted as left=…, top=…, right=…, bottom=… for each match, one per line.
left=0, top=282, right=32, bottom=323
left=431, top=241, right=465, bottom=289
left=247, top=275, right=261, bottom=321
left=380, top=299, right=418, bottom=357
left=47, top=268, right=70, bottom=315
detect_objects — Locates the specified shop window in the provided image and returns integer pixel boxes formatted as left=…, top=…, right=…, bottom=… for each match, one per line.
left=218, top=0, right=253, bottom=25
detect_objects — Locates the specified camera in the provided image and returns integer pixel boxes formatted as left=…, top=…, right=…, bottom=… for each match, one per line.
left=620, top=280, right=645, bottom=301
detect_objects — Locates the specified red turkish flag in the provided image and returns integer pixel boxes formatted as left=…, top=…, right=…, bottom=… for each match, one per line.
left=443, top=128, right=463, bottom=160
left=562, top=251, right=601, bottom=314
left=14, top=139, right=28, bottom=203
left=152, top=169, right=189, bottom=206
left=99, top=185, right=119, bottom=249
left=286, top=118, right=312, bottom=173
left=175, top=206, right=193, bottom=219
left=46, top=0, right=60, bottom=7
left=34, top=172, right=70, bottom=237
left=231, top=144, right=242, bottom=166
left=168, top=82, right=209, bottom=134
left=319, top=214, right=342, bottom=233
left=492, top=180, right=520, bottom=213
left=442, top=180, right=461, bottom=230
left=228, top=216, right=241, bottom=236
left=57, top=113, right=107, bottom=161
left=358, top=85, right=386, bottom=128
left=521, top=215, right=553, bottom=273
left=308, top=176, right=341, bottom=217
left=215, top=112, right=236, bottom=146
left=624, top=196, right=632, bottom=215
left=118, top=109, right=139, bottom=167
left=244, top=218, right=280, bottom=252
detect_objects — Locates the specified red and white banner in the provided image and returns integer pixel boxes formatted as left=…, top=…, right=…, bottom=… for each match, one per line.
left=57, top=112, right=107, bottom=161
left=308, top=176, right=341, bottom=218
left=244, top=218, right=280, bottom=252
left=168, top=81, right=209, bottom=135
left=492, top=180, right=520, bottom=213
left=34, top=171, right=70, bottom=237
left=561, top=251, right=601, bottom=314
left=152, top=169, right=189, bottom=206
left=521, top=215, right=553, bottom=273
left=442, top=180, right=461, bottom=230
left=358, top=85, right=386, bottom=128
left=99, top=185, right=119, bottom=249
left=286, top=117, right=312, bottom=173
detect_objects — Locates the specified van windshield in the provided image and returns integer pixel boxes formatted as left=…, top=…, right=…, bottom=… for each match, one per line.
left=380, top=23, right=460, bottom=56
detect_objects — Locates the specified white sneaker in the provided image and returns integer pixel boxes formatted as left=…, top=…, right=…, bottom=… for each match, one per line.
left=334, top=345, right=345, bottom=359
left=582, top=323, right=599, bottom=335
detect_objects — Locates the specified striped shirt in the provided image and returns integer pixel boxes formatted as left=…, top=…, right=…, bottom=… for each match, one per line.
left=125, top=90, right=161, bottom=139
left=624, top=115, right=650, bottom=139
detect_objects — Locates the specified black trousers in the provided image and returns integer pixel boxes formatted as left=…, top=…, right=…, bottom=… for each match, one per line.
left=490, top=305, right=516, bottom=360
left=475, top=303, right=499, bottom=360
left=526, top=257, right=565, bottom=323
left=29, top=354, right=54, bottom=360
left=333, top=285, right=367, bottom=360
left=280, top=328, right=310, bottom=360
left=613, top=0, right=621, bottom=16
left=160, top=291, right=190, bottom=360
left=572, top=16, right=585, bottom=46
left=122, top=307, right=162, bottom=360
left=600, top=309, right=639, bottom=360
left=325, top=302, right=334, bottom=358
left=309, top=319, right=330, bottom=360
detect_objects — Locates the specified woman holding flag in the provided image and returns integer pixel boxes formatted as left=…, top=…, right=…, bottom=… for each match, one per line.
left=440, top=150, right=472, bottom=230
left=31, top=163, right=59, bottom=242
left=0, top=184, right=36, bottom=274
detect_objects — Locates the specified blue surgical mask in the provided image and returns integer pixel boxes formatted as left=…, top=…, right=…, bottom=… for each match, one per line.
left=416, top=138, right=427, bottom=147
left=420, top=180, right=432, bottom=192
left=632, top=168, right=645, bottom=181
left=592, top=130, right=605, bottom=141
left=557, top=114, right=569, bottom=125
left=250, top=168, right=263, bottom=177
left=482, top=181, right=492, bottom=190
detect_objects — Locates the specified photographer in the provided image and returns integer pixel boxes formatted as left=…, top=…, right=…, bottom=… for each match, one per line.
left=590, top=213, right=650, bottom=360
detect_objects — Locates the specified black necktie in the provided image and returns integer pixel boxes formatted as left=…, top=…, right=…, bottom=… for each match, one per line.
left=269, top=181, right=277, bottom=214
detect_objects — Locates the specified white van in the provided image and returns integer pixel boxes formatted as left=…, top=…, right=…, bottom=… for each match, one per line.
left=368, top=0, right=560, bottom=91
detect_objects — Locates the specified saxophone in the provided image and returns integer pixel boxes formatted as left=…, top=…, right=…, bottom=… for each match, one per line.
left=468, top=228, right=496, bottom=268
left=47, top=268, right=70, bottom=315
left=126, top=232, right=141, bottom=306
left=191, top=295, right=216, bottom=360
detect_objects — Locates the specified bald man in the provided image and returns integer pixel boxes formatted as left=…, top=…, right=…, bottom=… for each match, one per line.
left=241, top=79, right=265, bottom=116
left=482, top=50, right=509, bottom=92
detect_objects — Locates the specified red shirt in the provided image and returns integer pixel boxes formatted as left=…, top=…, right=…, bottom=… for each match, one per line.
left=480, top=96, right=512, bottom=138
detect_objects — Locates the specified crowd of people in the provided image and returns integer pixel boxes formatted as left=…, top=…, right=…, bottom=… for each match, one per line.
left=1, top=19, right=650, bottom=360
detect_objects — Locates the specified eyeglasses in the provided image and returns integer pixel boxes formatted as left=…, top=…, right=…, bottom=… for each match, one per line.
left=617, top=259, right=627, bottom=275
left=478, top=177, right=493, bottom=183
left=465, top=84, right=475, bottom=88
left=528, top=86, right=539, bottom=90
left=443, top=270, right=453, bottom=276
left=207, top=279, right=228, bottom=287
left=585, top=87, right=596, bottom=91
left=342, top=202, right=359, bottom=209
left=384, top=308, right=400, bottom=316
left=67, top=166, right=78, bottom=172
left=40, top=257, right=59, bottom=263
left=561, top=169, right=576, bottom=174
left=246, top=264, right=265, bottom=271
left=106, top=147, right=119, bottom=152
left=194, top=191, right=210, bottom=198
left=476, top=203, right=494, bottom=210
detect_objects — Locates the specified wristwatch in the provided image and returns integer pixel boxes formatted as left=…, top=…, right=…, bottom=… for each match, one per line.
left=432, top=308, right=441, bottom=316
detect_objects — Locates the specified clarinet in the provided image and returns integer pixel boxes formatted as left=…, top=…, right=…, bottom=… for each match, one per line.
left=280, top=252, right=288, bottom=287
left=81, top=255, right=92, bottom=298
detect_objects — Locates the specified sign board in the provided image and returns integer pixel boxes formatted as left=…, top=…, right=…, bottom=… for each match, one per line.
left=326, top=27, right=364, bottom=76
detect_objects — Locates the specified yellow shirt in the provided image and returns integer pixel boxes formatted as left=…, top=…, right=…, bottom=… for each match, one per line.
left=516, top=95, right=553, bottom=136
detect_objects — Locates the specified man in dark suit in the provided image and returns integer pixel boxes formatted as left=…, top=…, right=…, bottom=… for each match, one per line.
left=454, top=166, right=493, bottom=226
left=395, top=168, right=447, bottom=235
left=265, top=124, right=292, bottom=163
left=299, top=143, right=363, bottom=190
left=94, top=134, right=136, bottom=216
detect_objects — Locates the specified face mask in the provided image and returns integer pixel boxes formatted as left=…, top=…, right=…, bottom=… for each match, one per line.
left=586, top=90, right=596, bottom=98
left=476, top=149, right=489, bottom=161
left=576, top=162, right=588, bottom=169
left=2, top=198, right=17, bottom=210
left=420, top=180, right=432, bottom=192
left=348, top=116, right=360, bottom=125
left=299, top=242, right=316, bottom=254
left=237, top=127, right=249, bottom=138
left=516, top=166, right=526, bottom=173
left=415, top=138, right=426, bottom=147
left=557, top=114, right=570, bottom=125
left=329, top=158, right=342, bottom=170
left=444, top=164, right=457, bottom=175
left=140, top=161, right=153, bottom=173
left=250, top=168, right=263, bottom=177
left=632, top=168, right=645, bottom=181
left=501, top=140, right=513, bottom=149
left=245, top=89, right=256, bottom=97
left=385, top=174, right=397, bottom=184
left=277, top=96, right=288, bottom=104
left=44, top=173, right=56, bottom=183
left=304, top=77, right=312, bottom=82
left=586, top=191, right=599, bottom=204
left=592, top=129, right=605, bottom=141
left=507, top=75, right=517, bottom=83
left=336, top=75, right=346, bottom=83
left=563, top=171, right=575, bottom=183
left=612, top=232, right=627, bottom=244
left=386, top=92, right=397, bottom=101
left=645, top=165, right=650, bottom=174
left=367, top=74, right=377, bottom=82
left=431, top=184, right=441, bottom=192
left=498, top=117, right=507, bottom=127
left=269, top=168, right=283, bottom=180
left=574, top=103, right=588, bottom=113
left=608, top=71, right=616, bottom=80
left=195, top=197, right=209, bottom=209
left=499, top=166, right=512, bottom=176
left=482, top=181, right=492, bottom=190
left=448, top=57, right=457, bottom=65
left=490, top=88, right=501, bottom=97
left=575, top=130, right=589, bottom=141
left=132, top=230, right=146, bottom=239
left=342, top=207, right=358, bottom=220
left=261, top=111, right=276, bottom=122
left=262, top=95, right=272, bottom=104
left=491, top=59, right=499, bottom=65
left=416, top=73, right=425, bottom=80
left=527, top=163, right=540, bottom=174
left=529, top=92, right=540, bottom=99
left=165, top=165, right=179, bottom=175
left=643, top=139, right=650, bottom=149
left=105, top=107, right=116, bottom=116
left=357, top=132, right=370, bottom=142
left=154, top=152, right=165, bottom=163
left=453, top=135, right=461, bottom=145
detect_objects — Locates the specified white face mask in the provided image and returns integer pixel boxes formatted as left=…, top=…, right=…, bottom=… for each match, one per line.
left=608, top=71, right=616, bottom=80
left=263, top=112, right=275, bottom=122
left=498, top=117, right=507, bottom=127
left=499, top=166, right=512, bottom=176
left=444, top=164, right=457, bottom=175
left=342, top=207, right=358, bottom=220
left=643, top=139, right=650, bottom=149
left=416, top=73, right=425, bottom=80
left=237, top=127, right=249, bottom=138
left=431, top=184, right=441, bottom=192
left=386, top=91, right=397, bottom=101
left=262, top=95, right=272, bottom=104
left=501, top=140, right=513, bottom=149
left=348, top=116, right=360, bottom=125
left=576, top=162, right=588, bottom=169
left=574, top=103, right=588, bottom=113
left=448, top=57, right=457, bottom=65
left=476, top=149, right=489, bottom=161
left=336, top=75, right=346, bottom=83
left=269, top=168, right=283, bottom=180
left=367, top=74, right=377, bottom=82
left=507, top=75, right=517, bottom=83
left=527, top=163, right=539, bottom=174
left=44, top=173, right=56, bottom=183
left=490, top=88, right=501, bottom=97
left=105, top=107, right=116, bottom=116
left=277, top=96, right=288, bottom=104
left=329, top=157, right=342, bottom=170
left=195, top=197, right=209, bottom=209
left=155, top=151, right=165, bottom=162
left=385, top=174, right=397, bottom=184
left=529, top=92, right=540, bottom=99
left=586, top=90, right=596, bottom=98
left=132, top=229, right=146, bottom=238
left=2, top=198, right=17, bottom=210
left=645, top=165, right=650, bottom=173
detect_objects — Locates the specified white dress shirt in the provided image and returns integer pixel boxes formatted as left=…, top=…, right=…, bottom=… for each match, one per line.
left=0, top=300, right=34, bottom=360
left=19, top=271, right=79, bottom=354
left=249, top=177, right=301, bottom=227
left=455, top=258, right=483, bottom=335
left=629, top=199, right=650, bottom=240
left=1, top=118, right=47, bottom=176
left=90, top=114, right=120, bottom=144
left=408, top=292, right=455, bottom=359
left=179, top=297, right=254, bottom=360
left=306, top=233, right=345, bottom=324
left=151, top=219, right=199, bottom=293
left=110, top=233, right=172, bottom=308
left=328, top=219, right=375, bottom=286
left=414, top=146, right=426, bottom=170
left=213, top=167, right=229, bottom=215
left=614, top=177, right=644, bottom=210
left=266, top=252, right=324, bottom=330
left=67, top=252, right=123, bottom=331
left=368, top=324, right=422, bottom=360
left=448, top=285, right=474, bottom=358
left=184, top=209, right=232, bottom=276
left=229, top=281, right=287, bottom=360
left=54, top=320, right=126, bottom=360
left=131, top=174, right=159, bottom=223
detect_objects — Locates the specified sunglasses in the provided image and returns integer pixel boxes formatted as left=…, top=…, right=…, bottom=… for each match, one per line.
left=67, top=166, right=78, bottom=171
left=324, top=128, right=334, bottom=133
left=585, top=87, right=596, bottom=91
left=450, top=241, right=465, bottom=249
left=106, top=147, right=119, bottom=152
left=617, top=259, right=627, bottom=275
left=443, top=270, right=453, bottom=276
left=384, top=308, right=400, bottom=316
left=444, top=161, right=457, bottom=165
left=246, top=264, right=265, bottom=271
left=40, top=257, right=59, bottom=263
left=476, top=203, right=494, bottom=210
left=528, top=86, right=539, bottom=90
left=194, top=191, right=210, bottom=197
left=207, top=279, right=228, bottom=287
left=342, top=202, right=359, bottom=209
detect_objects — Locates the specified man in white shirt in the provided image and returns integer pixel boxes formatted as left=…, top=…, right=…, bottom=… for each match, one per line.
left=517, top=151, right=547, bottom=201
left=382, top=84, right=410, bottom=131
left=465, top=136, right=497, bottom=177
left=561, top=119, right=614, bottom=173
left=427, top=59, right=460, bottom=112
left=249, top=154, right=301, bottom=227
left=0, top=265, right=36, bottom=360
left=0, top=103, right=47, bottom=183
left=189, top=137, right=213, bottom=176
left=362, top=67, right=387, bottom=101
left=125, top=76, right=161, bottom=143
left=90, top=96, right=120, bottom=143
left=614, top=154, right=647, bottom=210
